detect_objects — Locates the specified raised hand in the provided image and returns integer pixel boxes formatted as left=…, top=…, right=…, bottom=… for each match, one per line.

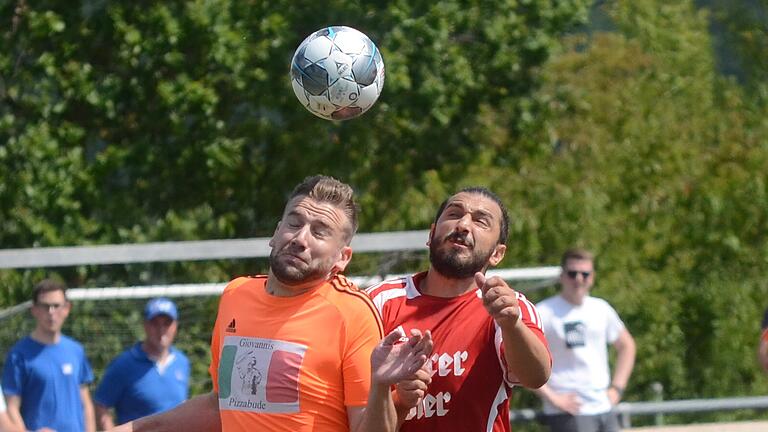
left=475, top=272, right=520, bottom=327
left=394, top=364, right=432, bottom=409
left=371, top=328, right=433, bottom=386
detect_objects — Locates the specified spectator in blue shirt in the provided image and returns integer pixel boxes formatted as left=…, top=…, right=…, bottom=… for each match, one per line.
left=2, top=279, right=96, bottom=432
left=95, top=298, right=190, bottom=429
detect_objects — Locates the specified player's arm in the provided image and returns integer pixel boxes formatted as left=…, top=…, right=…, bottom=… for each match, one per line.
left=80, top=386, right=96, bottom=432
left=108, top=392, right=221, bottom=432
left=392, top=366, right=431, bottom=426
left=3, top=396, right=26, bottom=432
left=95, top=403, right=115, bottom=430
left=0, top=409, right=21, bottom=432
left=347, top=329, right=433, bottom=432
left=347, top=383, right=395, bottom=432
left=477, top=273, right=551, bottom=388
left=608, top=328, right=636, bottom=404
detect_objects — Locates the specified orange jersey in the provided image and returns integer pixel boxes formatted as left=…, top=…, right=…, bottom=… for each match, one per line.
left=209, top=275, right=384, bottom=432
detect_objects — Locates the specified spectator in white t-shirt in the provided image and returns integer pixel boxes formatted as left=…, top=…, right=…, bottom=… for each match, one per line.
left=534, top=248, right=636, bottom=432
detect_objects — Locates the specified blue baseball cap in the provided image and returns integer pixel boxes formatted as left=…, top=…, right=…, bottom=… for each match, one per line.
left=144, top=297, right=178, bottom=321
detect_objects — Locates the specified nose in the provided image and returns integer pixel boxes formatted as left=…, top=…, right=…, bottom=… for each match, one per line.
left=455, top=213, right=472, bottom=231
left=290, top=224, right=311, bottom=247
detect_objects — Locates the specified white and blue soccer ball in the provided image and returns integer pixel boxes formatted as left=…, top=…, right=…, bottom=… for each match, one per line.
left=290, top=26, right=385, bottom=121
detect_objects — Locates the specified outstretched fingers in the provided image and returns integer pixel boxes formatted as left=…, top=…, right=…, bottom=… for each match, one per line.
left=404, top=330, right=433, bottom=374
left=381, top=327, right=407, bottom=347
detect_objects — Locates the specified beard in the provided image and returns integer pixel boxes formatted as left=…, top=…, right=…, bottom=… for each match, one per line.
left=429, top=231, right=495, bottom=279
left=269, top=246, right=332, bottom=285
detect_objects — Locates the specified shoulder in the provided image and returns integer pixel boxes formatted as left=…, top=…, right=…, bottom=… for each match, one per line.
left=60, top=335, right=88, bottom=352
left=219, top=276, right=266, bottom=306
left=5, top=338, right=32, bottom=363
left=365, top=274, right=415, bottom=310
left=365, top=275, right=410, bottom=297
left=585, top=296, right=616, bottom=311
left=536, top=295, right=559, bottom=309
left=7, top=336, right=31, bottom=353
left=223, top=276, right=265, bottom=294
left=326, top=275, right=378, bottom=314
left=323, top=275, right=383, bottom=334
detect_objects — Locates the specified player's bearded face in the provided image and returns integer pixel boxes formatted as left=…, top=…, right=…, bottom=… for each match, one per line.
left=269, top=243, right=336, bottom=285
left=429, top=230, right=495, bottom=279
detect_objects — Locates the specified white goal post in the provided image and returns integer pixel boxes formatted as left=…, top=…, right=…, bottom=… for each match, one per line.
left=0, top=230, right=561, bottom=318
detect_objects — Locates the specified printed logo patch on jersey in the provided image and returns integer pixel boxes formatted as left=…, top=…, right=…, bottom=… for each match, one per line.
left=564, top=321, right=586, bottom=348
left=218, top=336, right=307, bottom=414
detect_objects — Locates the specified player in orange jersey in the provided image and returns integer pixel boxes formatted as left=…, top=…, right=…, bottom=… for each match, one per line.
left=111, top=175, right=432, bottom=432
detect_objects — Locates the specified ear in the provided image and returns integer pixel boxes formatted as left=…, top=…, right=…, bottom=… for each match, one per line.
left=331, top=246, right=353, bottom=274
left=426, top=224, right=436, bottom=247
left=488, top=244, right=507, bottom=267
left=61, top=301, right=72, bottom=319
left=268, top=221, right=281, bottom=247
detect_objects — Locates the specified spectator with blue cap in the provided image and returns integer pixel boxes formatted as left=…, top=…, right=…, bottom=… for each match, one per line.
left=94, top=298, right=190, bottom=429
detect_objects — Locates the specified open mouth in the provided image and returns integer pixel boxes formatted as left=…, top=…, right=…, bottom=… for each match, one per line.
left=446, top=235, right=472, bottom=248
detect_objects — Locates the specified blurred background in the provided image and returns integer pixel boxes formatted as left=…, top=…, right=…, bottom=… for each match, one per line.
left=1, top=0, right=767, bottom=429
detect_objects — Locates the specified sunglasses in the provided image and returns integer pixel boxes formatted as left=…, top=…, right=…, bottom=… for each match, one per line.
left=565, top=270, right=592, bottom=279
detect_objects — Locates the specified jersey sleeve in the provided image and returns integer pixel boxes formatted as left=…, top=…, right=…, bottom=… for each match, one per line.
left=341, top=293, right=385, bottom=407
left=209, top=294, right=226, bottom=394
left=1, top=349, right=24, bottom=397
left=181, top=353, right=192, bottom=399
left=79, top=344, right=95, bottom=385
left=94, top=357, right=125, bottom=406
left=604, top=301, right=626, bottom=344
left=497, top=293, right=551, bottom=386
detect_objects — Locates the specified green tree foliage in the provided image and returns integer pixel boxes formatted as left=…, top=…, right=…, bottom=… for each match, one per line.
left=0, top=0, right=588, bottom=285
left=2, top=0, right=768, bottom=421
left=0, top=0, right=588, bottom=397
left=499, top=1, right=768, bottom=418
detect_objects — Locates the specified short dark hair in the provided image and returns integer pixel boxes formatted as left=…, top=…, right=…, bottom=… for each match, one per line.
left=288, top=175, right=359, bottom=243
left=433, top=187, right=510, bottom=246
left=32, top=279, right=68, bottom=304
left=560, top=248, right=595, bottom=268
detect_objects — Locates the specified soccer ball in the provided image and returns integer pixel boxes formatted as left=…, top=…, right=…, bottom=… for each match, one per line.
left=290, top=26, right=385, bottom=121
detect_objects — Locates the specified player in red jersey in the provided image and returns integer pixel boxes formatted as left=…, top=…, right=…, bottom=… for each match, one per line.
left=367, top=187, right=552, bottom=432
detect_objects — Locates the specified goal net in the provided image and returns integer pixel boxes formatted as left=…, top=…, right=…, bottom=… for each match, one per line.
left=0, top=267, right=560, bottom=396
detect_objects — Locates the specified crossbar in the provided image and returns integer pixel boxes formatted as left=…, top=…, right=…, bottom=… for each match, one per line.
left=0, top=230, right=430, bottom=269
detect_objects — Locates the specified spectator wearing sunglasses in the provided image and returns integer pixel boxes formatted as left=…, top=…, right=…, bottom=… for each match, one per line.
left=533, top=248, right=636, bottom=432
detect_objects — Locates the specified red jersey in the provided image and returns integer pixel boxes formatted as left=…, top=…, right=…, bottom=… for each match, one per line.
left=366, top=272, right=548, bottom=432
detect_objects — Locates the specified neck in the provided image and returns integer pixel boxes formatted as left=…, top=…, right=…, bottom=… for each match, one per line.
left=561, top=291, right=586, bottom=305
left=420, top=268, right=477, bottom=298
left=31, top=327, right=60, bottom=345
left=142, top=341, right=170, bottom=361
left=266, top=272, right=325, bottom=297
